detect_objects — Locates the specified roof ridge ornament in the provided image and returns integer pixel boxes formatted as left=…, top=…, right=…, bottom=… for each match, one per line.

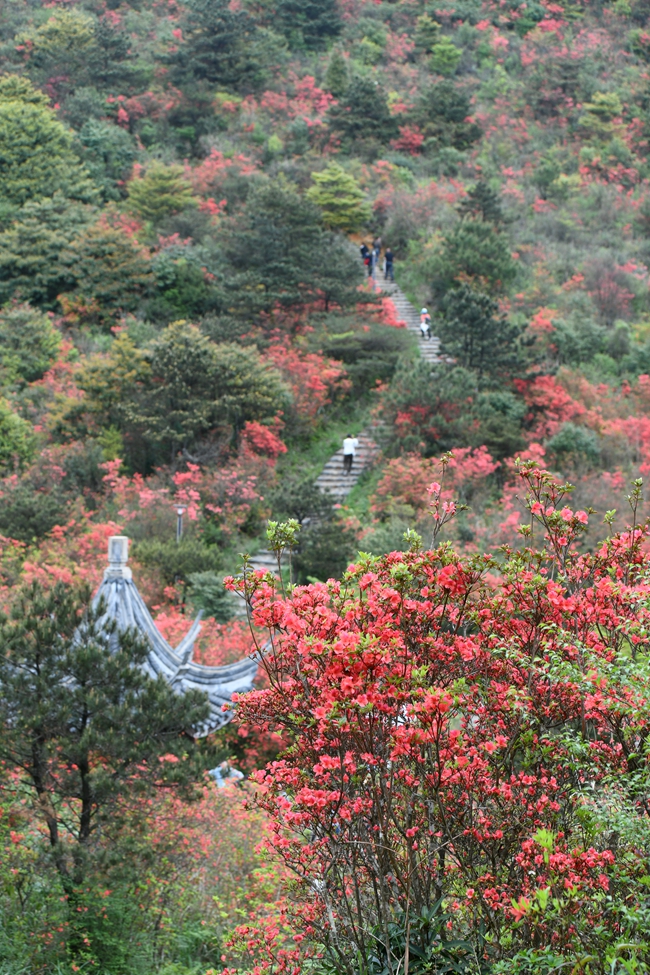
left=105, top=535, right=132, bottom=581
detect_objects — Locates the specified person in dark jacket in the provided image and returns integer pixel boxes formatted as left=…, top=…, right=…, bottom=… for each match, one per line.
left=384, top=247, right=394, bottom=281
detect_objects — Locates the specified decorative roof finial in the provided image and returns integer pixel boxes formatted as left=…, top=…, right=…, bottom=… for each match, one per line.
left=105, top=535, right=132, bottom=580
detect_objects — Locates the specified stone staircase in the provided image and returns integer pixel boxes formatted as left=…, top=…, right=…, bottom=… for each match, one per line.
left=232, top=430, right=379, bottom=602
left=314, top=428, right=382, bottom=499
left=232, top=268, right=439, bottom=597
left=375, top=271, right=442, bottom=364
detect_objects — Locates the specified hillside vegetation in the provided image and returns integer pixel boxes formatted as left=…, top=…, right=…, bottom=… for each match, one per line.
left=4, top=0, right=650, bottom=971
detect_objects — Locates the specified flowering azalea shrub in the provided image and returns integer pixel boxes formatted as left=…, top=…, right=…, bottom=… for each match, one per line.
left=224, top=467, right=650, bottom=973
left=266, top=336, right=350, bottom=435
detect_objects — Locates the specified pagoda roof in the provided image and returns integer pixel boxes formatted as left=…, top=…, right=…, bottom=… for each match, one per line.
left=93, top=536, right=258, bottom=736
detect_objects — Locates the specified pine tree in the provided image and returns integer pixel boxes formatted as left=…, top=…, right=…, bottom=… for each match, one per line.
left=0, top=580, right=211, bottom=887
left=438, top=285, right=523, bottom=384
left=306, top=163, right=371, bottom=233
left=430, top=218, right=517, bottom=297
left=126, top=162, right=197, bottom=226
left=224, top=175, right=323, bottom=315
left=325, top=48, right=349, bottom=97
left=328, top=77, right=397, bottom=148
left=61, top=221, right=154, bottom=322
left=71, top=326, right=289, bottom=466
left=171, top=0, right=260, bottom=90
left=457, top=181, right=505, bottom=225
left=430, top=36, right=461, bottom=76
left=413, top=80, right=482, bottom=151
left=414, top=13, right=440, bottom=53
left=0, top=194, right=94, bottom=308
left=0, top=75, right=97, bottom=207
left=139, top=323, right=289, bottom=457
left=315, top=232, right=365, bottom=310
left=274, top=0, right=342, bottom=50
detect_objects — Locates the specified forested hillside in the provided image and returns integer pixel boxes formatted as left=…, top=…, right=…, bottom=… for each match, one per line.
left=3, top=0, right=650, bottom=578
left=4, top=0, right=650, bottom=971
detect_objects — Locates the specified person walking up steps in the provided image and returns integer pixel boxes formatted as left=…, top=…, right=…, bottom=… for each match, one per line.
left=343, top=433, right=359, bottom=474
left=384, top=246, right=394, bottom=281
left=420, top=307, right=431, bottom=340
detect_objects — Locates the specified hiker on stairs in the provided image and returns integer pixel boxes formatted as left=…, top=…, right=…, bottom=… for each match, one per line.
left=420, top=307, right=432, bottom=340
left=342, top=433, right=359, bottom=474
left=384, top=246, right=394, bottom=281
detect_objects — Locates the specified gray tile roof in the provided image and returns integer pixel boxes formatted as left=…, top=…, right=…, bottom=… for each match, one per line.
left=93, top=536, right=258, bottom=735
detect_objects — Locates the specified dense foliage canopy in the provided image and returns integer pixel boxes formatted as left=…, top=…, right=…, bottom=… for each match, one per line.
left=4, top=0, right=650, bottom=969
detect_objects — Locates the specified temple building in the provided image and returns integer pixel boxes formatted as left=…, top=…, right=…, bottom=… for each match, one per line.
left=93, top=536, right=258, bottom=735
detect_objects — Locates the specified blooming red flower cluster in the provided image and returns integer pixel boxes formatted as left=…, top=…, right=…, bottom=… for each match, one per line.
left=223, top=465, right=650, bottom=970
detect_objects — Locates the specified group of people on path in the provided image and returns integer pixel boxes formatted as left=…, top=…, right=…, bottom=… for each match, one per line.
left=361, top=240, right=433, bottom=342
left=360, top=238, right=394, bottom=282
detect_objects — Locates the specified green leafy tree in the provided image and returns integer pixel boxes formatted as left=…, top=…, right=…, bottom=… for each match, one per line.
left=188, top=571, right=234, bottom=622
left=61, top=221, right=154, bottom=323
left=321, top=320, right=414, bottom=396
left=430, top=37, right=461, bottom=76
left=224, top=176, right=324, bottom=316
left=268, top=475, right=335, bottom=525
left=314, top=233, right=365, bottom=311
left=546, top=421, right=601, bottom=469
left=127, top=162, right=197, bottom=226
left=0, top=580, right=210, bottom=900
left=457, top=181, right=505, bottom=225
left=471, top=389, right=526, bottom=460
left=0, top=477, right=70, bottom=542
left=412, top=80, right=482, bottom=151
left=438, top=284, right=523, bottom=384
left=0, top=75, right=96, bottom=207
left=16, top=8, right=95, bottom=74
left=293, top=517, right=359, bottom=583
left=134, top=537, right=220, bottom=588
left=325, top=48, right=349, bottom=96
left=414, top=13, right=440, bottom=53
left=72, top=326, right=289, bottom=467
left=328, top=77, right=397, bottom=151
left=142, top=323, right=287, bottom=456
left=0, top=397, right=36, bottom=471
left=274, top=0, right=342, bottom=50
left=534, top=151, right=562, bottom=198
left=172, top=0, right=285, bottom=91
left=0, top=302, right=60, bottom=384
left=380, top=359, right=479, bottom=455
left=55, top=333, right=150, bottom=465
left=0, top=194, right=94, bottom=308
left=77, top=119, right=138, bottom=202
left=150, top=244, right=222, bottom=321
left=306, top=163, right=371, bottom=233
left=429, top=218, right=518, bottom=297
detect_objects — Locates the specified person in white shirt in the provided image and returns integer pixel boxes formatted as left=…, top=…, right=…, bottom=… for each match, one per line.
left=420, top=308, right=431, bottom=340
left=342, top=434, right=359, bottom=474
